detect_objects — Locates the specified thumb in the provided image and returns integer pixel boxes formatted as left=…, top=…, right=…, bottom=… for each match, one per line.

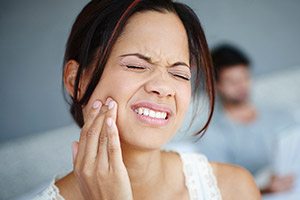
left=72, top=141, right=79, bottom=164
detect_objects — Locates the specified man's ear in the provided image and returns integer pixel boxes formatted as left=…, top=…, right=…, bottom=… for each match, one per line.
left=63, top=60, right=81, bottom=99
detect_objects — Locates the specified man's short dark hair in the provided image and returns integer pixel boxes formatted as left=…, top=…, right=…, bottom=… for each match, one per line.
left=211, top=44, right=250, bottom=81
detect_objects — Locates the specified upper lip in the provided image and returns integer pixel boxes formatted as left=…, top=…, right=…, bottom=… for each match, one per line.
left=131, top=100, right=174, bottom=117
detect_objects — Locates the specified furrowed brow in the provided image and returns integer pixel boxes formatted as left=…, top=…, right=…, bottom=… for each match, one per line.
left=120, top=53, right=190, bottom=68
left=119, top=53, right=152, bottom=63
left=170, top=61, right=190, bottom=69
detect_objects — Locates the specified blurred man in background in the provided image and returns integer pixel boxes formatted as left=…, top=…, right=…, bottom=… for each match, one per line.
left=198, top=44, right=295, bottom=193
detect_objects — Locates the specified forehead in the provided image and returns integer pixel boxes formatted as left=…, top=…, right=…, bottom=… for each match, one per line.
left=220, top=65, right=250, bottom=78
left=111, top=11, right=190, bottom=63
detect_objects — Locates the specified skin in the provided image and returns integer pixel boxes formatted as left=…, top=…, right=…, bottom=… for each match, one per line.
left=217, top=65, right=251, bottom=106
left=216, top=65, right=256, bottom=124
left=217, top=65, right=295, bottom=193
left=57, top=11, right=261, bottom=200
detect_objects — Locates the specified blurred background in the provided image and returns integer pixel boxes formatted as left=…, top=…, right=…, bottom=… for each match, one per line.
left=0, top=0, right=300, bottom=199
left=1, top=0, right=300, bottom=142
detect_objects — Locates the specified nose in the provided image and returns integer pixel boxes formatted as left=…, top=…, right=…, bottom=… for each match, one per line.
left=144, top=72, right=175, bottom=98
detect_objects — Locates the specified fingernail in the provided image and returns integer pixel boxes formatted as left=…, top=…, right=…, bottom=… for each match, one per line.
left=108, top=101, right=115, bottom=110
left=92, top=100, right=101, bottom=109
left=106, top=118, right=113, bottom=127
left=105, top=97, right=112, bottom=106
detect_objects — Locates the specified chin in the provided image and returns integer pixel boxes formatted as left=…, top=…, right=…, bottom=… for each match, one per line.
left=118, top=124, right=176, bottom=151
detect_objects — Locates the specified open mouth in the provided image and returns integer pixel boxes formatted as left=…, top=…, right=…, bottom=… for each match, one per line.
left=134, top=107, right=168, bottom=120
left=130, top=101, right=172, bottom=126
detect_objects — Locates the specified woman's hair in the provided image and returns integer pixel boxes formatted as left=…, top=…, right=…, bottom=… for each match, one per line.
left=62, top=0, right=215, bottom=136
left=211, top=44, right=251, bottom=82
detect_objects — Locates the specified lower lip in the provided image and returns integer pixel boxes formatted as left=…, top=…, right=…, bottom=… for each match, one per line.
left=132, top=110, right=170, bottom=127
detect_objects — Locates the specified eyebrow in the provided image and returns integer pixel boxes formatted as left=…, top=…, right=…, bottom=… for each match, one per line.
left=119, top=53, right=190, bottom=68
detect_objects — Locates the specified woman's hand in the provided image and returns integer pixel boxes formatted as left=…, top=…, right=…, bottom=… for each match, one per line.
left=72, top=98, right=133, bottom=200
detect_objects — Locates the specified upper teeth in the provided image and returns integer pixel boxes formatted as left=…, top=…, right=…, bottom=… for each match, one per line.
left=134, top=107, right=167, bottom=119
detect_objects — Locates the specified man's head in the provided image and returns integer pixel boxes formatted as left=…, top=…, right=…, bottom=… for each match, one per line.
left=211, top=44, right=251, bottom=105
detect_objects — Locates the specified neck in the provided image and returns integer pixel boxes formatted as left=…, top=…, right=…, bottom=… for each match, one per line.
left=120, top=142, right=165, bottom=193
left=223, top=100, right=250, bottom=111
left=222, top=101, right=257, bottom=123
left=59, top=143, right=167, bottom=200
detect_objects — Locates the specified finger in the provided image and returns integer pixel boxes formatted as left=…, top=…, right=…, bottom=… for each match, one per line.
left=83, top=104, right=109, bottom=165
left=282, top=175, right=294, bottom=182
left=272, top=178, right=293, bottom=192
left=72, top=141, right=79, bottom=164
left=274, top=183, right=292, bottom=192
left=83, top=100, right=103, bottom=127
left=106, top=117, right=124, bottom=170
left=281, top=177, right=294, bottom=188
left=96, top=98, right=117, bottom=169
left=76, top=100, right=102, bottom=166
left=276, top=176, right=294, bottom=186
left=106, top=97, right=117, bottom=121
left=105, top=99, right=123, bottom=169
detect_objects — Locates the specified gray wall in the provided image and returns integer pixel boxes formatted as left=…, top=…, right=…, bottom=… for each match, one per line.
left=1, top=0, right=300, bottom=142
left=0, top=0, right=88, bottom=142
left=185, top=0, right=300, bottom=74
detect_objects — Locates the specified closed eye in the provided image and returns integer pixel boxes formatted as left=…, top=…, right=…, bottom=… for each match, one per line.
left=174, top=74, right=190, bottom=81
left=126, top=65, right=146, bottom=69
left=169, top=72, right=191, bottom=81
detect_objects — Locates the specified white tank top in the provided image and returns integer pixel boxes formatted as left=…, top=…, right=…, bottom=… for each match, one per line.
left=33, top=152, right=222, bottom=200
left=178, top=152, right=222, bottom=200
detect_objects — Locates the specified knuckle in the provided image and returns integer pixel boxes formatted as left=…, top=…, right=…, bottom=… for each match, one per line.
left=79, top=130, right=87, bottom=140
left=81, top=124, right=88, bottom=133
left=81, top=164, right=93, bottom=178
left=79, top=135, right=86, bottom=143
left=87, top=109, right=97, bottom=119
left=99, top=134, right=107, bottom=145
left=87, top=127, right=98, bottom=137
left=108, top=144, right=118, bottom=154
left=99, top=138, right=107, bottom=146
left=96, top=168, right=107, bottom=179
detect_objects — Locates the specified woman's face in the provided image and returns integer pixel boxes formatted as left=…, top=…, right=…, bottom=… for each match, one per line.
left=83, top=11, right=191, bottom=150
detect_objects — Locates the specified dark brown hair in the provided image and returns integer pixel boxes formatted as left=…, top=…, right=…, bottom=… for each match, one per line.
left=62, top=0, right=215, bottom=136
left=211, top=44, right=251, bottom=82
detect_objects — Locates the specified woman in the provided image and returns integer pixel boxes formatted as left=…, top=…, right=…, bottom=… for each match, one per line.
left=35, top=0, right=260, bottom=199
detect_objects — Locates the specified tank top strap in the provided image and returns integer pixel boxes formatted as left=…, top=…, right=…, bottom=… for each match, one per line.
left=178, top=152, right=222, bottom=200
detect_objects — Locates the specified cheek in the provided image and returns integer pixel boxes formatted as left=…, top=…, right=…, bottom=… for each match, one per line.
left=93, top=71, right=142, bottom=123
left=94, top=75, right=134, bottom=106
left=220, top=84, right=234, bottom=95
left=81, top=71, right=130, bottom=116
left=176, top=84, right=191, bottom=119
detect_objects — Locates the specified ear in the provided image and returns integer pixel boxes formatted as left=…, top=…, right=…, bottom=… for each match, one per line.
left=63, top=60, right=81, bottom=99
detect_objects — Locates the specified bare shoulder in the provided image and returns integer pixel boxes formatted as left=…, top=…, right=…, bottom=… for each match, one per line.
left=55, top=171, right=84, bottom=200
left=210, top=162, right=261, bottom=200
